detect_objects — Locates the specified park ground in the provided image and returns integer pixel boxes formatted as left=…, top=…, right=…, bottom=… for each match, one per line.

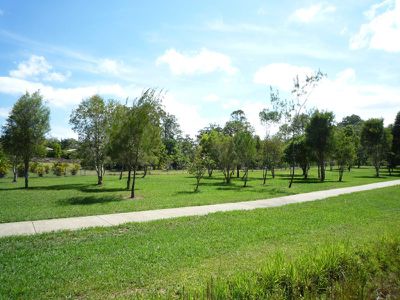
left=0, top=166, right=399, bottom=223
left=0, top=167, right=399, bottom=298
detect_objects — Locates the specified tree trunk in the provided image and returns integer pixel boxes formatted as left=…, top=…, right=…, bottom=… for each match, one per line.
left=142, top=165, right=147, bottom=178
left=263, top=167, right=267, bottom=185
left=119, top=167, right=123, bottom=180
left=320, top=161, right=326, bottom=182
left=96, top=164, right=103, bottom=185
left=12, top=163, right=17, bottom=183
left=271, top=167, right=275, bottom=179
left=126, top=169, right=131, bottom=190
left=338, top=167, right=344, bottom=182
left=130, top=167, right=137, bottom=198
left=288, top=163, right=295, bottom=188
left=208, top=168, right=213, bottom=177
left=242, top=167, right=248, bottom=187
left=236, top=165, right=240, bottom=178
left=194, top=178, right=200, bottom=192
left=24, top=160, right=29, bottom=189
left=375, top=165, right=380, bottom=177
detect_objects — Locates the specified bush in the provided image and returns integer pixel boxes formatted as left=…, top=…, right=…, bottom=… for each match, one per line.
left=0, top=158, right=9, bottom=178
left=44, top=165, right=50, bottom=174
left=70, top=163, right=80, bottom=175
left=36, top=164, right=45, bottom=177
left=52, top=162, right=67, bottom=176
left=29, top=162, right=39, bottom=173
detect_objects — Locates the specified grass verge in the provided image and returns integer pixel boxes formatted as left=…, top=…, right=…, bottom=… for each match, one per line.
left=0, top=185, right=399, bottom=298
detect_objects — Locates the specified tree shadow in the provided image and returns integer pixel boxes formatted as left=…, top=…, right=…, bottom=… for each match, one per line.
left=58, top=195, right=124, bottom=206
left=1, top=183, right=127, bottom=193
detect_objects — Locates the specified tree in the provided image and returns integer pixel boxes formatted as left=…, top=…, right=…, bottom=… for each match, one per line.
left=392, top=111, right=400, bottom=167
left=260, top=71, right=325, bottom=188
left=1, top=91, right=50, bottom=188
left=284, top=136, right=311, bottom=179
left=361, top=118, right=386, bottom=177
left=198, top=129, right=220, bottom=177
left=215, top=133, right=236, bottom=184
left=262, top=136, right=284, bottom=183
left=188, top=149, right=206, bottom=192
left=70, top=95, right=115, bottom=185
left=112, top=89, right=162, bottom=198
left=306, top=110, right=335, bottom=182
left=333, top=128, right=356, bottom=182
left=235, top=130, right=256, bottom=187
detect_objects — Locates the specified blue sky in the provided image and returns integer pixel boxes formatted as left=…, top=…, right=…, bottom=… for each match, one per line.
left=0, top=0, right=399, bottom=138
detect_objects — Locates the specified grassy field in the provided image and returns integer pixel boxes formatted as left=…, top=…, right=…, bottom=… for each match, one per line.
left=0, top=167, right=399, bottom=222
left=0, top=185, right=399, bottom=298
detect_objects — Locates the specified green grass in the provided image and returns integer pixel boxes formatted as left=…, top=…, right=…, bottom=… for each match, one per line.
left=0, top=167, right=399, bottom=222
left=0, top=185, right=399, bottom=298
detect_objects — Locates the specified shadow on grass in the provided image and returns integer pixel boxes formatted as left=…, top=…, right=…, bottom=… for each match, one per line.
left=58, top=195, right=123, bottom=205
left=1, top=183, right=127, bottom=193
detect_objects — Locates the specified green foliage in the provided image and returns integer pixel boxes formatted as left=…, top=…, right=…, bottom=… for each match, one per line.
left=361, top=118, right=387, bottom=177
left=188, top=150, right=207, bottom=192
left=1, top=91, right=50, bottom=188
left=284, top=135, right=310, bottom=178
left=392, top=111, right=400, bottom=166
left=0, top=156, right=9, bottom=178
left=17, top=164, right=25, bottom=177
left=70, top=95, right=116, bottom=185
left=215, top=134, right=236, bottom=184
left=29, top=162, right=39, bottom=173
left=52, top=162, right=69, bottom=176
left=306, top=110, right=335, bottom=181
left=334, top=128, right=356, bottom=181
left=36, top=164, right=45, bottom=177
left=70, top=163, right=80, bottom=176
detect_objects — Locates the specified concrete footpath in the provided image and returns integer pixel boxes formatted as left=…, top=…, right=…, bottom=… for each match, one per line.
left=1, top=180, right=399, bottom=238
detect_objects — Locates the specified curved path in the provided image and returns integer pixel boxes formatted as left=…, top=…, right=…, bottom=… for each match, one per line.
left=1, top=179, right=400, bottom=238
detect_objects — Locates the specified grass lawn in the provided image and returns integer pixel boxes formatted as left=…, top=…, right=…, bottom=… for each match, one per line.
left=0, top=166, right=399, bottom=222
left=0, top=186, right=399, bottom=298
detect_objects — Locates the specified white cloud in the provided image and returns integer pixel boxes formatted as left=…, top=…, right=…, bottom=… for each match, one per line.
left=0, top=107, right=10, bottom=118
left=253, top=63, right=314, bottom=91
left=50, top=126, right=78, bottom=139
left=9, top=55, right=69, bottom=82
left=97, top=58, right=135, bottom=77
left=156, top=48, right=237, bottom=76
left=290, top=3, right=336, bottom=23
left=350, top=0, right=400, bottom=52
left=0, top=76, right=129, bottom=107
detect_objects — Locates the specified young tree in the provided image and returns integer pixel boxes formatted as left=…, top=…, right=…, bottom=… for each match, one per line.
left=284, top=136, right=311, bottom=179
left=392, top=111, right=400, bottom=167
left=188, top=149, right=206, bottom=192
left=1, top=91, right=50, bottom=188
left=235, top=130, right=256, bottom=187
left=262, top=136, right=284, bottom=183
left=215, top=133, right=236, bottom=184
left=361, top=118, right=387, bottom=177
left=306, top=110, right=335, bottom=182
left=114, top=89, right=162, bottom=198
left=260, top=71, right=325, bottom=188
left=333, top=128, right=356, bottom=182
left=70, top=95, right=115, bottom=185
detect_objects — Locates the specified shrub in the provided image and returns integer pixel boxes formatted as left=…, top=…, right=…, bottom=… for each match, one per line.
left=0, top=158, right=9, bottom=178
left=70, top=163, right=80, bottom=175
left=44, top=165, right=50, bottom=174
left=62, top=163, right=69, bottom=175
left=36, top=164, right=45, bottom=177
left=29, top=162, right=39, bottom=173
left=52, top=162, right=67, bottom=176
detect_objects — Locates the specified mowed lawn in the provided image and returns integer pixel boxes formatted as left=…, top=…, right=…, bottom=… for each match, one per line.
left=0, top=186, right=399, bottom=298
left=0, top=167, right=399, bottom=222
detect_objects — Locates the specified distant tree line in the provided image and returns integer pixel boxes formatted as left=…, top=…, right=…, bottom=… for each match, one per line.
left=1, top=81, right=400, bottom=194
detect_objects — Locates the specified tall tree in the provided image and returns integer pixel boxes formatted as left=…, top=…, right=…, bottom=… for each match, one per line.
left=306, top=110, right=335, bottom=182
left=235, top=130, right=256, bottom=187
left=361, top=118, right=387, bottom=177
left=1, top=91, right=50, bottom=188
left=114, top=89, right=162, bottom=198
left=262, top=136, right=284, bottom=181
left=215, top=133, right=236, bottom=184
left=392, top=111, right=400, bottom=167
left=260, top=71, right=325, bottom=187
left=284, top=136, right=311, bottom=180
left=333, top=128, right=356, bottom=182
left=70, top=95, right=115, bottom=185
